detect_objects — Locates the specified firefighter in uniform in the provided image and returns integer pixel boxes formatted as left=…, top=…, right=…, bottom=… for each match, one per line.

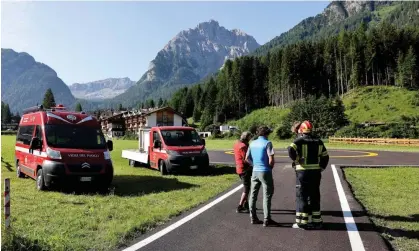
left=287, top=121, right=329, bottom=229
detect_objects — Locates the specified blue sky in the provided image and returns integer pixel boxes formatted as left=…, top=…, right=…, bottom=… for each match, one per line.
left=1, top=1, right=329, bottom=85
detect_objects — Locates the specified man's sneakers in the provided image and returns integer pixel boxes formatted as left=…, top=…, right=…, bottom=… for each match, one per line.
left=292, top=223, right=309, bottom=230
left=251, top=216, right=263, bottom=224
left=236, top=204, right=249, bottom=213
left=263, top=218, right=279, bottom=227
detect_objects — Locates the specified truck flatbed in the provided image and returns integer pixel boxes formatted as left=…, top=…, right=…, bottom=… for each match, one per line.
left=121, top=149, right=149, bottom=165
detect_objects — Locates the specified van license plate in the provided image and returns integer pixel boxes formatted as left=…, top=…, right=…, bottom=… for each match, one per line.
left=190, top=165, right=198, bottom=170
left=80, top=177, right=92, bottom=182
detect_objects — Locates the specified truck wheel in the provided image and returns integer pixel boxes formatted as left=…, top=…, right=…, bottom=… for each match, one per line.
left=16, top=161, right=25, bottom=178
left=129, top=159, right=139, bottom=167
left=36, top=169, right=47, bottom=191
left=97, top=181, right=110, bottom=193
left=159, top=160, right=168, bottom=175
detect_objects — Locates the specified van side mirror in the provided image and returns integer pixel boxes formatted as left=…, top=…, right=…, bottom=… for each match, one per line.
left=153, top=140, right=161, bottom=149
left=107, top=140, right=113, bottom=151
left=201, top=138, right=206, bottom=146
left=29, top=137, right=41, bottom=152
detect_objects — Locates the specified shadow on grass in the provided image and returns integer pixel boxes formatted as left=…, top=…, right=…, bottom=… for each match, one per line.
left=2, top=230, right=52, bottom=251
left=371, top=214, right=419, bottom=223
left=171, top=165, right=236, bottom=177
left=58, top=175, right=198, bottom=197
left=111, top=175, right=198, bottom=196
left=1, top=157, right=14, bottom=172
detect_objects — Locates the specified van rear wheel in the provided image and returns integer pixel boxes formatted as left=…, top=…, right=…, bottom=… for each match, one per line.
left=36, top=169, right=47, bottom=191
left=16, top=161, right=25, bottom=178
left=159, top=160, right=168, bottom=175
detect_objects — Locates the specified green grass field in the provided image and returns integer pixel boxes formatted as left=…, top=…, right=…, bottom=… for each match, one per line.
left=204, top=139, right=419, bottom=152
left=343, top=86, right=419, bottom=123
left=1, top=135, right=238, bottom=251
left=344, top=167, right=419, bottom=251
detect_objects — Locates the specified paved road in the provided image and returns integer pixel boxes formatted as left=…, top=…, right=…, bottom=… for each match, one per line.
left=120, top=149, right=419, bottom=251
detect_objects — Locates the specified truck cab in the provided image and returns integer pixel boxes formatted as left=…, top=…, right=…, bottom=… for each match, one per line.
left=15, top=104, right=114, bottom=191
left=122, top=126, right=209, bottom=175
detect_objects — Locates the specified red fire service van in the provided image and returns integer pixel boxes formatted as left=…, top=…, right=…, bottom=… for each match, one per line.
left=121, top=126, right=209, bottom=175
left=15, top=104, right=114, bottom=191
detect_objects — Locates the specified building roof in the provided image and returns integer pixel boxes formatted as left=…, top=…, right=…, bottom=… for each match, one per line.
left=99, top=106, right=185, bottom=121
left=145, top=106, right=184, bottom=118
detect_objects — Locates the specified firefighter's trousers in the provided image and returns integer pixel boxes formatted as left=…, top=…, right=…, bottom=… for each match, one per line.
left=295, top=170, right=322, bottom=225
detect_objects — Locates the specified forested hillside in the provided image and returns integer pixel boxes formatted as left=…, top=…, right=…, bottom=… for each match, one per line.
left=169, top=23, right=419, bottom=130
left=253, top=1, right=419, bottom=56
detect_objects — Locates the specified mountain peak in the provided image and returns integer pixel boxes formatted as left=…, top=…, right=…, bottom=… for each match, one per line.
left=323, top=1, right=386, bottom=24
left=111, top=20, right=260, bottom=107
left=197, top=19, right=220, bottom=27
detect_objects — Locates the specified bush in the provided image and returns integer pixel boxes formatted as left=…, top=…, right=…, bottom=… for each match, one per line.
left=281, top=96, right=349, bottom=138
left=273, top=124, right=293, bottom=140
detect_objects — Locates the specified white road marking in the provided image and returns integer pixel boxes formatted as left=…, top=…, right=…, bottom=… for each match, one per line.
left=331, top=164, right=366, bottom=251
left=122, top=184, right=244, bottom=251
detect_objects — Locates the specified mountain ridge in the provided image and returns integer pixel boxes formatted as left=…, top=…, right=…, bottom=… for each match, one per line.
left=1, top=48, right=76, bottom=113
left=252, top=1, right=399, bottom=56
left=108, top=19, right=260, bottom=107
left=69, top=77, right=135, bottom=100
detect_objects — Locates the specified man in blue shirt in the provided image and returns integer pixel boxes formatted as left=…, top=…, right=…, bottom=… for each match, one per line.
left=245, top=126, right=278, bottom=227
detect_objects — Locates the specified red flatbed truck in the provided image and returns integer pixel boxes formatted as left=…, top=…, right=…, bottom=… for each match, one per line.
left=121, top=126, right=209, bottom=175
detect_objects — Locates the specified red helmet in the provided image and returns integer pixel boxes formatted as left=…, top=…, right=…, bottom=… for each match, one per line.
left=298, top=120, right=313, bottom=134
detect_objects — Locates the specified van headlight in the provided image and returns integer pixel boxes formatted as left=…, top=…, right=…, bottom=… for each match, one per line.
left=46, top=147, right=62, bottom=160
left=167, top=150, right=181, bottom=156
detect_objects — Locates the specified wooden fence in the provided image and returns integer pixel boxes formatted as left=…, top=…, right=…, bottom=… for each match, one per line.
left=329, top=137, right=419, bottom=146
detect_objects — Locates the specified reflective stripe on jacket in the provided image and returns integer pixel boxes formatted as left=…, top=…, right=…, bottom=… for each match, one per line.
left=288, top=134, right=329, bottom=171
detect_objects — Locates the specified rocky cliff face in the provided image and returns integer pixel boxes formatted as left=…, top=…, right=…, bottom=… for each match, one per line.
left=323, top=1, right=388, bottom=25
left=1, top=48, right=76, bottom=113
left=111, top=20, right=260, bottom=107
left=143, top=20, right=260, bottom=83
left=69, top=77, right=135, bottom=100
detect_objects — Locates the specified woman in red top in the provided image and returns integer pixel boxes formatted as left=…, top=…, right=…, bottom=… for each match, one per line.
left=233, top=131, right=252, bottom=213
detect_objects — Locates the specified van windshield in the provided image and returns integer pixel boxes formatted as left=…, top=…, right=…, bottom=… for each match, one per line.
left=45, top=125, right=106, bottom=149
left=160, top=130, right=202, bottom=146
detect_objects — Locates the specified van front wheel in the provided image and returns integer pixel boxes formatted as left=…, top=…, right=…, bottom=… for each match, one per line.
left=159, top=160, right=168, bottom=175
left=36, top=169, right=47, bottom=191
